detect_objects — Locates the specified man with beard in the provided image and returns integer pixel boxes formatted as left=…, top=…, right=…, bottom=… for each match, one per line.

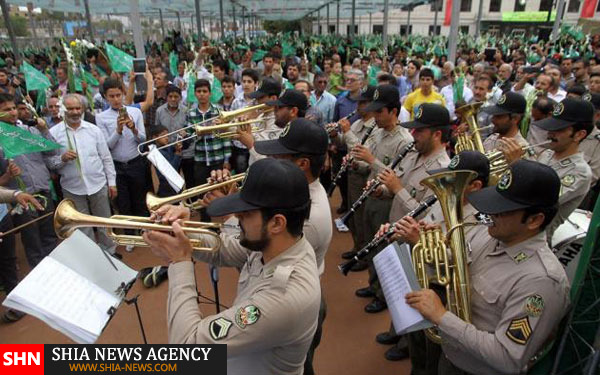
left=49, top=94, right=118, bottom=256
left=143, top=158, right=320, bottom=375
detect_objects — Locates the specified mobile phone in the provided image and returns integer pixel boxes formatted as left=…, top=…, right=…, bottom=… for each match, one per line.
left=118, top=107, right=128, bottom=120
left=484, top=48, right=497, bottom=62
left=133, top=58, right=146, bottom=75
left=522, top=66, right=542, bottom=74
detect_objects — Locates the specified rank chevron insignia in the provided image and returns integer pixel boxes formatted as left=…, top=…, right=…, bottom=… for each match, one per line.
left=209, top=317, right=232, bottom=340
left=506, top=316, right=532, bottom=345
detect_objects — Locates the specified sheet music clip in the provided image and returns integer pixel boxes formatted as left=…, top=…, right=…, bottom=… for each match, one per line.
left=106, top=306, right=117, bottom=316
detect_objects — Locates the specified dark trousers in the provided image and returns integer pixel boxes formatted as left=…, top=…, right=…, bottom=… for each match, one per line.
left=304, top=293, right=327, bottom=375
left=0, top=214, right=17, bottom=294
left=114, top=156, right=149, bottom=217
left=363, top=197, right=393, bottom=301
left=408, top=330, right=442, bottom=375
left=180, top=158, right=195, bottom=189
left=11, top=190, right=57, bottom=268
left=331, top=150, right=349, bottom=210
left=194, top=162, right=224, bottom=221
left=231, top=147, right=249, bottom=174
left=437, top=353, right=475, bottom=375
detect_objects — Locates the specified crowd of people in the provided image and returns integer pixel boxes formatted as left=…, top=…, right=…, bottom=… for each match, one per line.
left=1, top=26, right=600, bottom=374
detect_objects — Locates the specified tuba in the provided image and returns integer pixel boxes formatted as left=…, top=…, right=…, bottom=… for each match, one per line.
left=455, top=102, right=485, bottom=154
left=411, top=170, right=476, bottom=343
left=54, top=199, right=222, bottom=252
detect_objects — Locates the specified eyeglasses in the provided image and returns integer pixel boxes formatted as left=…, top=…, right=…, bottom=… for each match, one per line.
left=346, top=78, right=358, bottom=83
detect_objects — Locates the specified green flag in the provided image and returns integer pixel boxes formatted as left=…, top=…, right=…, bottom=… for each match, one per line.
left=210, top=78, right=223, bottom=104
left=105, top=43, right=134, bottom=73
left=21, top=62, right=52, bottom=92
left=169, top=51, right=178, bottom=77
left=228, top=59, right=239, bottom=72
left=252, top=50, right=267, bottom=62
left=0, top=121, right=62, bottom=159
left=187, top=75, right=197, bottom=104
left=83, top=70, right=99, bottom=86
left=282, top=43, right=295, bottom=57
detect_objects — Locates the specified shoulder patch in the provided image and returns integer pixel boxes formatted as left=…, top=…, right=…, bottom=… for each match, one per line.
left=506, top=316, right=532, bottom=345
left=525, top=294, right=544, bottom=318
left=559, top=158, right=573, bottom=167
left=235, top=305, right=261, bottom=329
left=209, top=317, right=232, bottom=340
left=561, top=174, right=575, bottom=187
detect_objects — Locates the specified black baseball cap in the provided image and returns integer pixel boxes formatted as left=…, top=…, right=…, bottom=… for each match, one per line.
left=532, top=97, right=594, bottom=131
left=248, top=77, right=282, bottom=99
left=401, top=103, right=450, bottom=129
left=352, top=85, right=377, bottom=102
left=206, top=158, right=309, bottom=217
left=265, top=89, right=308, bottom=111
left=254, top=118, right=328, bottom=156
left=428, top=151, right=490, bottom=185
left=583, top=92, right=600, bottom=111
left=467, top=160, right=560, bottom=215
left=363, top=84, right=400, bottom=112
left=482, top=92, right=526, bottom=115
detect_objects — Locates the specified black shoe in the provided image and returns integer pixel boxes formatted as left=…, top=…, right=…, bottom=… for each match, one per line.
left=342, top=250, right=357, bottom=260
left=384, top=345, right=409, bottom=361
left=365, top=299, right=387, bottom=313
left=355, top=286, right=375, bottom=298
left=143, top=266, right=169, bottom=288
left=350, top=259, right=368, bottom=272
left=376, top=331, right=401, bottom=345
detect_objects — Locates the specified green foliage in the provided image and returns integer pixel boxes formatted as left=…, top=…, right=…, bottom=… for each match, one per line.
left=0, top=15, right=29, bottom=37
left=263, top=20, right=301, bottom=34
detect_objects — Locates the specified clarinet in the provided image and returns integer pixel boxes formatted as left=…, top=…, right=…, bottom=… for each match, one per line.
left=327, top=124, right=375, bottom=197
left=339, top=142, right=415, bottom=224
left=325, top=110, right=358, bottom=134
left=338, top=195, right=438, bottom=275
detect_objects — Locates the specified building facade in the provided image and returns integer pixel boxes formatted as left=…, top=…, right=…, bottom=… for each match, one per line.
left=312, top=0, right=598, bottom=37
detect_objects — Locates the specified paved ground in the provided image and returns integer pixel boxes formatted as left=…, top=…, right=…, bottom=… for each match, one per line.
left=0, top=191, right=410, bottom=374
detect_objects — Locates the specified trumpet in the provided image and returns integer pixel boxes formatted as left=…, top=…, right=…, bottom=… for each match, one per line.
left=486, top=140, right=551, bottom=183
left=137, top=104, right=273, bottom=156
left=455, top=102, right=486, bottom=154
left=146, top=173, right=246, bottom=211
left=54, top=199, right=222, bottom=252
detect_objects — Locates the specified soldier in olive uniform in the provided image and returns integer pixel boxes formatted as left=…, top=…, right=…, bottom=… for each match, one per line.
left=143, top=158, right=320, bottom=375
left=530, top=97, right=594, bottom=237
left=407, top=160, right=570, bottom=375
left=336, top=86, right=376, bottom=258
left=347, top=84, right=413, bottom=276
left=578, top=93, right=600, bottom=210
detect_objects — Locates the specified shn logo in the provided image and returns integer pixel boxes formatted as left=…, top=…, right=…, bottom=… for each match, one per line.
left=3, top=352, right=41, bottom=366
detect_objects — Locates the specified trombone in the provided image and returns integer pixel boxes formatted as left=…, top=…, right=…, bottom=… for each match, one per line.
left=54, top=199, right=222, bottom=252
left=137, top=104, right=273, bottom=156
left=146, top=173, right=246, bottom=211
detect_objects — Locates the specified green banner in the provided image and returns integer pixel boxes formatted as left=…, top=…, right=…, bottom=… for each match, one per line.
left=502, top=11, right=556, bottom=22
left=105, top=43, right=134, bottom=73
left=0, top=121, right=62, bottom=159
left=21, top=61, right=52, bottom=92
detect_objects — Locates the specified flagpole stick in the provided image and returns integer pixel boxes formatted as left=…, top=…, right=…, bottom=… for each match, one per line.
left=0, top=211, right=54, bottom=238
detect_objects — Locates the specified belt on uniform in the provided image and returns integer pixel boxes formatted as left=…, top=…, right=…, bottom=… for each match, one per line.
left=114, top=156, right=143, bottom=166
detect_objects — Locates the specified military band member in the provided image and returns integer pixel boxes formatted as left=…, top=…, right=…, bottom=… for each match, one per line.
left=378, top=150, right=492, bottom=371
left=337, top=85, right=376, bottom=258
left=529, top=97, right=593, bottom=236
left=347, top=84, right=413, bottom=280
left=407, top=160, right=570, bottom=375
left=579, top=93, right=600, bottom=210
left=234, top=77, right=283, bottom=165
left=143, top=158, right=320, bottom=375
left=480, top=91, right=533, bottom=157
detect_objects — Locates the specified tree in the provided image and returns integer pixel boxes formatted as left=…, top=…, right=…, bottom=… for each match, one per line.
left=0, top=15, right=29, bottom=37
left=263, top=20, right=301, bottom=34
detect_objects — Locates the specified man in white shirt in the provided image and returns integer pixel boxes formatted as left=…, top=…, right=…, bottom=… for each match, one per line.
left=50, top=94, right=118, bottom=256
left=543, top=66, right=567, bottom=102
left=96, top=77, right=148, bottom=222
left=440, top=71, right=474, bottom=120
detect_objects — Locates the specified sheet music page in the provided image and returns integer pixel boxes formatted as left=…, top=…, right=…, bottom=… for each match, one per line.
left=50, top=230, right=138, bottom=295
left=147, top=144, right=185, bottom=192
left=3, top=256, right=119, bottom=343
left=374, top=243, right=432, bottom=334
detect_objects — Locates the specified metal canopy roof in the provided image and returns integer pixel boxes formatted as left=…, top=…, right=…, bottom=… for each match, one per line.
left=6, top=0, right=428, bottom=21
